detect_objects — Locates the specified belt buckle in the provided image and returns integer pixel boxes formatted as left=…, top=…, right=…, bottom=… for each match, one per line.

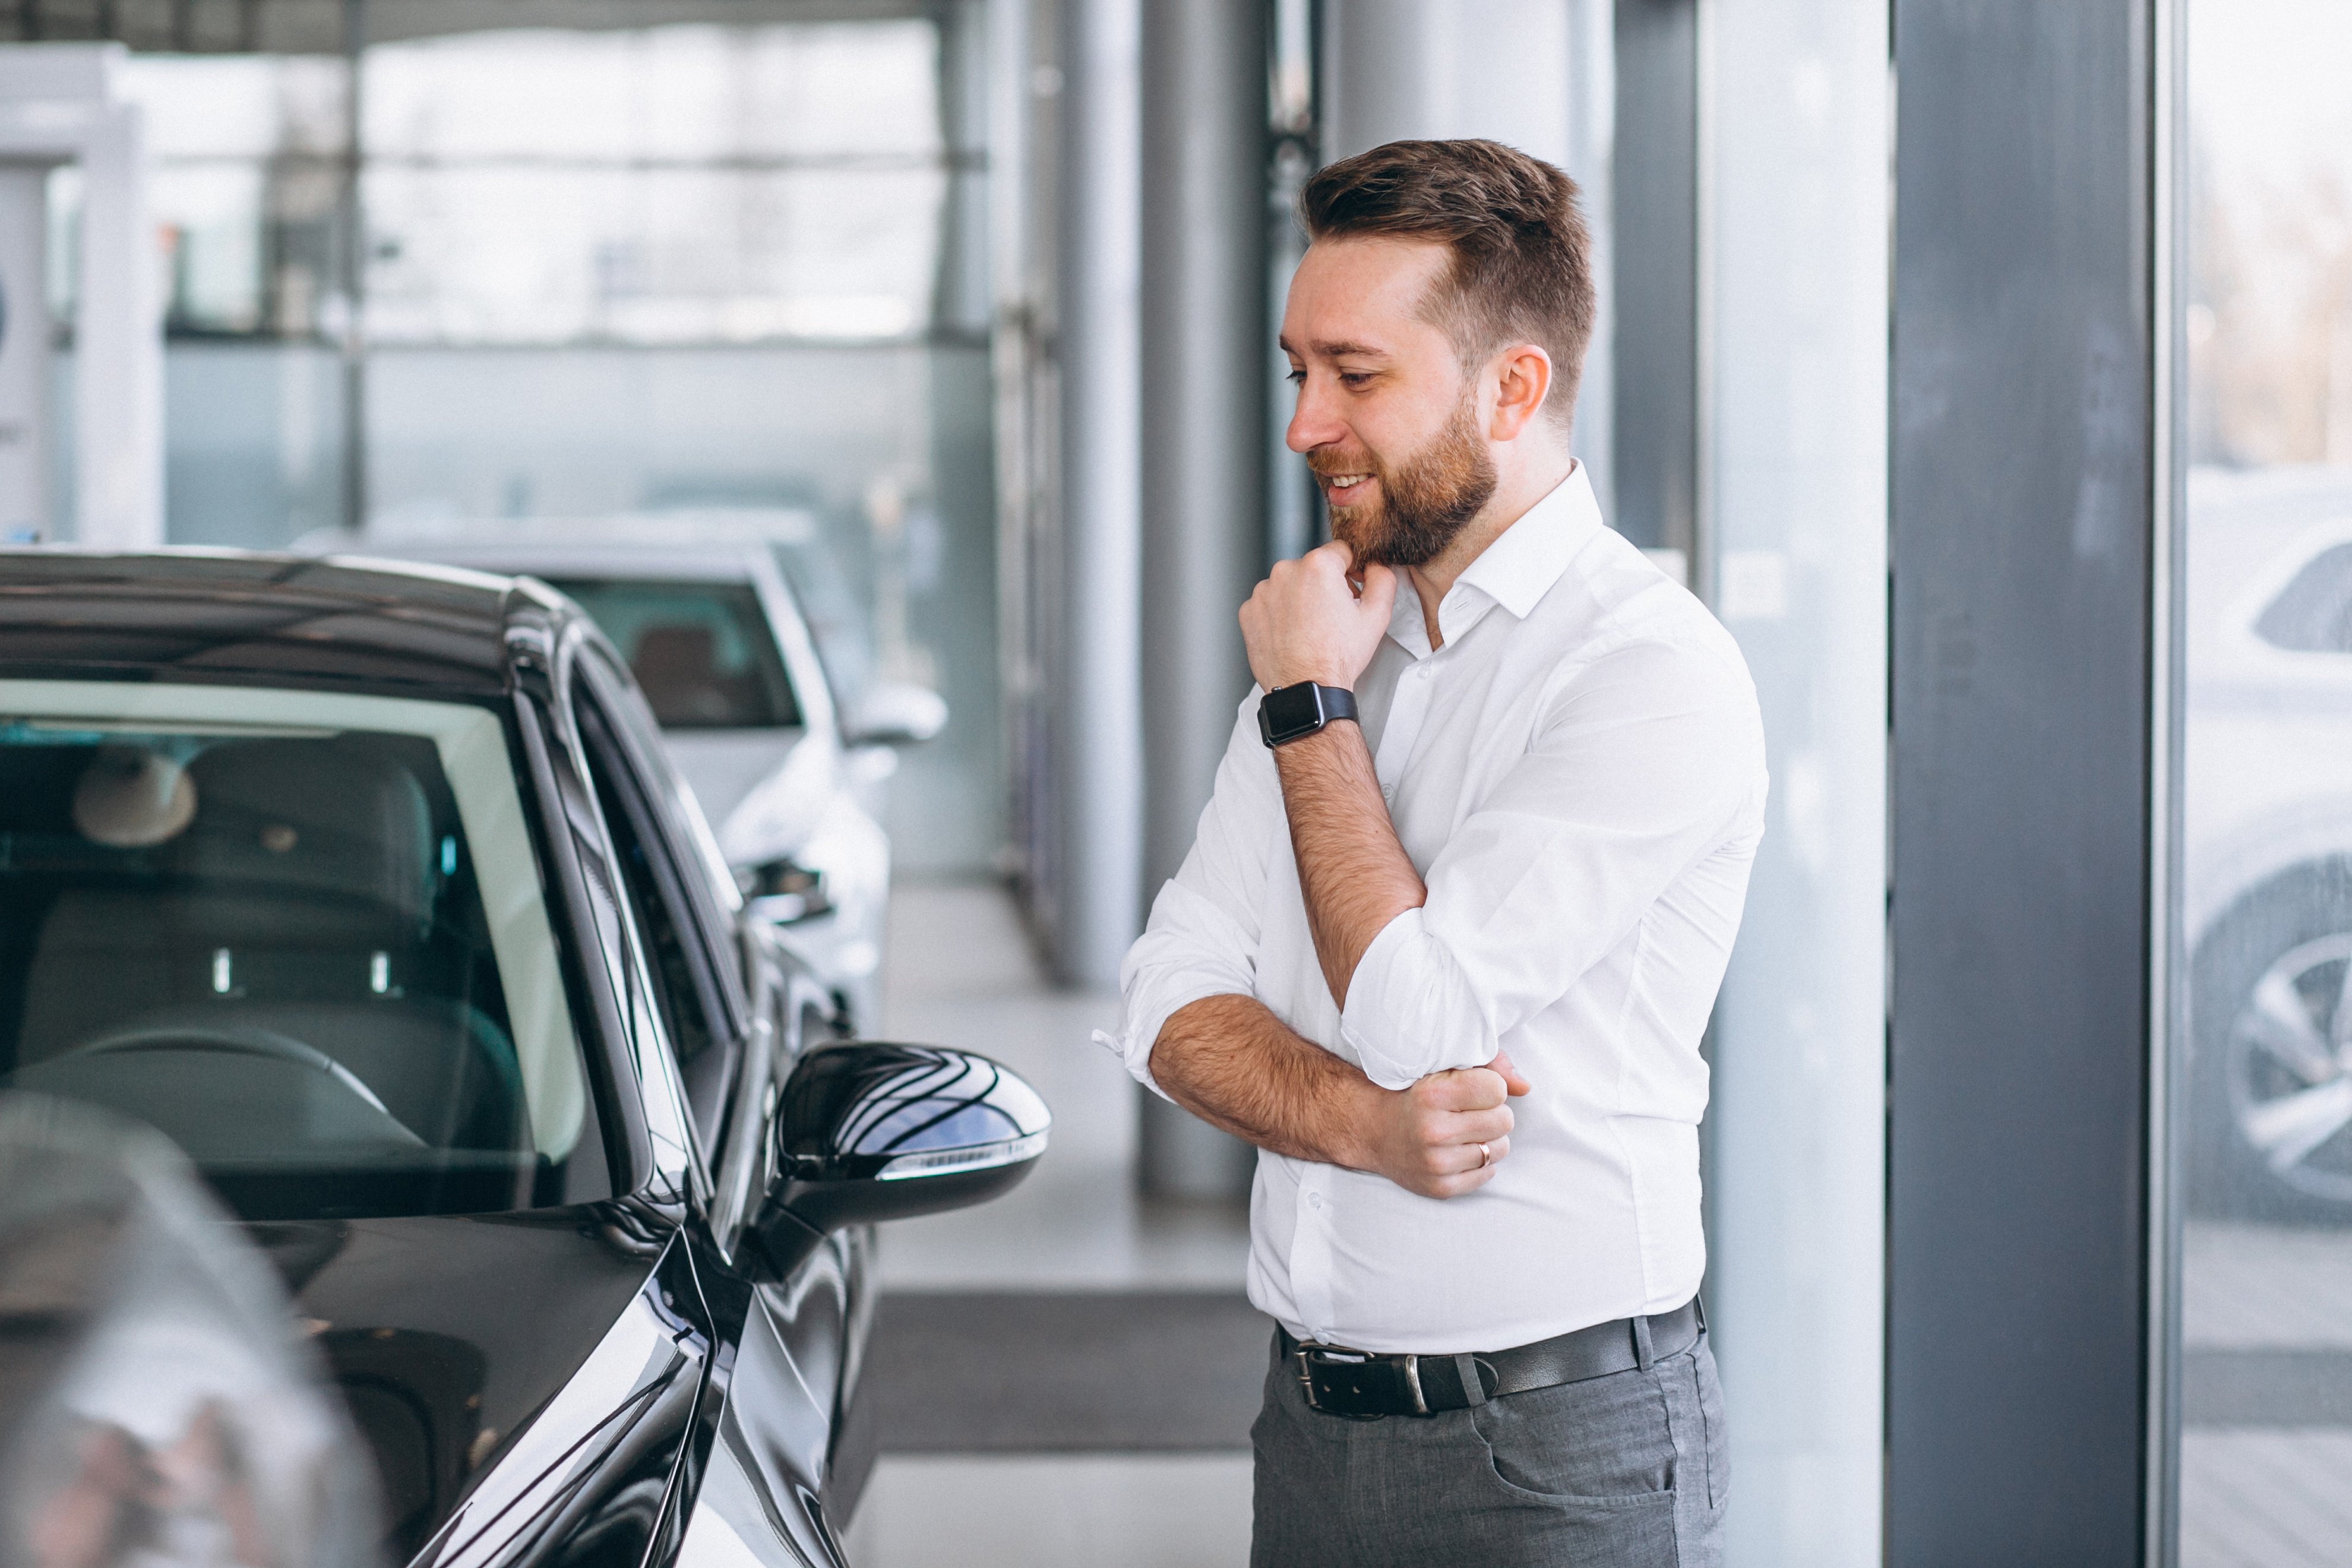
left=1294, top=1344, right=1426, bottom=1420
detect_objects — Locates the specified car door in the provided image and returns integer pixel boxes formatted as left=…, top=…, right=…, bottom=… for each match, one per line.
left=568, top=639, right=865, bottom=1563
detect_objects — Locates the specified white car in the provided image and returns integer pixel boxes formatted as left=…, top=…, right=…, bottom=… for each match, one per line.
left=362, top=526, right=945, bottom=1035
left=2186, top=465, right=2352, bottom=1221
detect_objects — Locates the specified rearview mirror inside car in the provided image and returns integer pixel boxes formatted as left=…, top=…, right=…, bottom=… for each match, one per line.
left=845, top=680, right=948, bottom=748
left=744, top=1042, right=1048, bottom=1279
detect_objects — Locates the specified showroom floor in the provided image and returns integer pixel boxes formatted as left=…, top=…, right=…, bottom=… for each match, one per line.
left=840, top=881, right=1258, bottom=1567
left=2177, top=1222, right=2352, bottom=1567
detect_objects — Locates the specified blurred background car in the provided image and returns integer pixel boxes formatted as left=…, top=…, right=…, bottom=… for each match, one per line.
left=351, top=513, right=949, bottom=1036
left=0, top=548, right=1045, bottom=1565
left=2185, top=467, right=2352, bottom=1222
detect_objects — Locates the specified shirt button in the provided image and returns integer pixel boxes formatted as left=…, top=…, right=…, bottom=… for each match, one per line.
left=1308, top=1193, right=1323, bottom=1211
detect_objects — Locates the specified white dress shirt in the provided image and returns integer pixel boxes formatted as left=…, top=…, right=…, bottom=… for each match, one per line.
left=1108, top=464, right=1768, bottom=1355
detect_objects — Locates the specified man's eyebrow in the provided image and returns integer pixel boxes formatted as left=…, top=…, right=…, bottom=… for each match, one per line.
left=1276, top=336, right=1393, bottom=361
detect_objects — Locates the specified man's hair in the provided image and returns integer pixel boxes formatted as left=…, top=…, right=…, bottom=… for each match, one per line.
left=1299, top=138, right=1595, bottom=431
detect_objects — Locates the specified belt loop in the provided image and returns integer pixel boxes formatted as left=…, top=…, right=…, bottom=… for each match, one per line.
left=1453, top=1354, right=1488, bottom=1408
left=1632, top=1312, right=1655, bottom=1371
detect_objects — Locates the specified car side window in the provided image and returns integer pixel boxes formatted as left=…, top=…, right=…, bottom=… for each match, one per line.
left=574, top=692, right=739, bottom=1149
left=580, top=652, right=753, bottom=1005
left=2255, top=541, right=2352, bottom=652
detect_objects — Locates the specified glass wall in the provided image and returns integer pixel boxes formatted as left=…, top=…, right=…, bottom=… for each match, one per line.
left=2174, top=0, right=2352, bottom=1559
left=1702, top=4, right=1889, bottom=1564
left=359, top=25, right=946, bottom=344
left=69, top=22, right=1003, bottom=873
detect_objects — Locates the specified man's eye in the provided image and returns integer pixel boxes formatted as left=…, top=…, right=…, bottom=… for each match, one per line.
left=1339, top=372, right=1373, bottom=388
left=1285, top=369, right=1307, bottom=385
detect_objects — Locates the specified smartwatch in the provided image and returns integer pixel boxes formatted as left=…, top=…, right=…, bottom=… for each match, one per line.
left=1258, top=682, right=1359, bottom=748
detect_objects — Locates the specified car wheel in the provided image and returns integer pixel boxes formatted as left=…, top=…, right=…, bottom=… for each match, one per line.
left=2190, top=856, right=2352, bottom=1224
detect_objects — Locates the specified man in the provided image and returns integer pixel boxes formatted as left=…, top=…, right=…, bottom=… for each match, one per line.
left=1106, top=139, right=1766, bottom=1564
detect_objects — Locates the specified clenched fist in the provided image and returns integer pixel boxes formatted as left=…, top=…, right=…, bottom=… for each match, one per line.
left=1240, top=539, right=1398, bottom=693
left=1352, top=1051, right=1532, bottom=1200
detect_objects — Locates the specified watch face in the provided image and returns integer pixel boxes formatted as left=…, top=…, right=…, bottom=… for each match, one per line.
left=1262, top=683, right=1326, bottom=744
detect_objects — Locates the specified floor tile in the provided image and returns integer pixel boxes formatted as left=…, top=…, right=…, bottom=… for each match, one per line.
left=843, top=1454, right=1254, bottom=1568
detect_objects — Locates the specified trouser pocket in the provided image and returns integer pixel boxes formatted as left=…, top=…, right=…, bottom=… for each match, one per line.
left=1690, top=1333, right=1728, bottom=1510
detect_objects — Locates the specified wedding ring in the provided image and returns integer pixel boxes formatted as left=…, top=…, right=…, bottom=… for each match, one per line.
left=1477, top=1142, right=1491, bottom=1169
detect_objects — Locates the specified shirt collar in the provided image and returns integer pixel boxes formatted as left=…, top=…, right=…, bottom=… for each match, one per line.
left=1383, top=462, right=1601, bottom=656
left=1455, top=461, right=1600, bottom=619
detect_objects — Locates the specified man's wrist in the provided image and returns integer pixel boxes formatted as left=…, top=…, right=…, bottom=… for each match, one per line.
left=1264, top=667, right=1355, bottom=691
left=1323, top=1071, right=1390, bottom=1174
left=1269, top=722, right=1360, bottom=770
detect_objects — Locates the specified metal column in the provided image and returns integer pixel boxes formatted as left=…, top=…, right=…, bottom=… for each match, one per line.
left=1134, top=0, right=1269, bottom=1199
left=0, top=164, right=49, bottom=542
left=1610, top=0, right=1696, bottom=561
left=0, top=43, right=160, bottom=548
left=1051, top=0, right=1146, bottom=986
left=1886, top=2, right=2158, bottom=1560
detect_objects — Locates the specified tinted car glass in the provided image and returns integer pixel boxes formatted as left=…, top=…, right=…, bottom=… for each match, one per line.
left=545, top=578, right=801, bottom=730
left=0, top=681, right=601, bottom=1221
left=2252, top=540, right=2352, bottom=653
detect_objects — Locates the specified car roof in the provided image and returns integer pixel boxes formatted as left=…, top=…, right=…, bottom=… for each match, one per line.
left=350, top=508, right=820, bottom=583
left=0, top=547, right=550, bottom=700
left=370, top=538, right=768, bottom=584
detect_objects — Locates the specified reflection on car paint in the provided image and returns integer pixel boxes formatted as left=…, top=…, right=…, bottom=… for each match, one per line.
left=416, top=1239, right=707, bottom=1567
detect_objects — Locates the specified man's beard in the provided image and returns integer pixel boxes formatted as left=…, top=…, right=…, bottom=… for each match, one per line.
left=1314, top=392, right=1499, bottom=568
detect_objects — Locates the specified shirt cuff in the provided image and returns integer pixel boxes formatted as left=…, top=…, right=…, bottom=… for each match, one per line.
left=1337, top=906, right=1492, bottom=1089
left=1107, top=978, right=1238, bottom=1103
left=1337, top=909, right=1431, bottom=1089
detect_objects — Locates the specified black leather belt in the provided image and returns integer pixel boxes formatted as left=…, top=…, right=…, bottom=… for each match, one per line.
left=1279, top=1299, right=1703, bottom=1420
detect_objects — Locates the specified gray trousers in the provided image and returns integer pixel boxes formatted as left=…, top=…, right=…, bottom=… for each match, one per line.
left=1250, top=1327, right=1727, bottom=1567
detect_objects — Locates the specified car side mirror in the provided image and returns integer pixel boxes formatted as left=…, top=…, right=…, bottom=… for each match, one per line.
left=737, top=855, right=831, bottom=926
left=844, top=680, right=948, bottom=748
left=743, top=1043, right=1049, bottom=1280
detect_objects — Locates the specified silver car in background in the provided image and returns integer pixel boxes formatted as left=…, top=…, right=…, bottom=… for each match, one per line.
left=365, top=523, right=945, bottom=1033
left=2186, top=466, right=2352, bottom=1222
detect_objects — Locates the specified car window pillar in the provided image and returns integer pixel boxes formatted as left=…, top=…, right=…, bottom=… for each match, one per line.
left=549, top=625, right=709, bottom=1200
left=510, top=683, right=653, bottom=1198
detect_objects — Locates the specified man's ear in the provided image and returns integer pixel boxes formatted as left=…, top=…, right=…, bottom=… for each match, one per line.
left=1487, top=343, right=1554, bottom=442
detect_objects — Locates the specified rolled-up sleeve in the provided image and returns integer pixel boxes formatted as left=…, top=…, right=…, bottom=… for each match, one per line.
left=1336, top=634, right=1766, bottom=1090
left=1103, top=698, right=1279, bottom=1099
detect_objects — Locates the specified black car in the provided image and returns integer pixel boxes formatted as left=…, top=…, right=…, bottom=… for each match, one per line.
left=0, top=550, right=1049, bottom=1566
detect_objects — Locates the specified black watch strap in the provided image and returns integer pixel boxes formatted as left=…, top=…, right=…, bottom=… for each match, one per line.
left=1258, top=682, right=1359, bottom=748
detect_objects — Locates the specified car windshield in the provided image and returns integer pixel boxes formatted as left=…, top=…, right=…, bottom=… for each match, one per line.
left=543, top=577, right=801, bottom=731
left=0, top=681, right=599, bottom=1222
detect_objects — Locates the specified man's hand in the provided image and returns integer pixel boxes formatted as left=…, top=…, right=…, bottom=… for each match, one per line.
left=1240, top=539, right=1397, bottom=692
left=1351, top=1050, right=1532, bottom=1199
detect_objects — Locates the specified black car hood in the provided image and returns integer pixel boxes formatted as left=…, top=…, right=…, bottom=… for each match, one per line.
left=246, top=1203, right=679, bottom=1559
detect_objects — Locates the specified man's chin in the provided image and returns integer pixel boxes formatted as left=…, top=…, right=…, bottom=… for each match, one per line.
left=1327, top=508, right=1390, bottom=563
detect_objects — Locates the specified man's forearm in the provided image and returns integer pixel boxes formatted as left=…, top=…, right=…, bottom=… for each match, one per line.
left=1148, top=993, right=1381, bottom=1167
left=1275, top=723, right=1425, bottom=1009
left=1147, top=992, right=1516, bottom=1199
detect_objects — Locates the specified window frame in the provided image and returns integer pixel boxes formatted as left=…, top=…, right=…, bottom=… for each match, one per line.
left=570, top=647, right=751, bottom=1164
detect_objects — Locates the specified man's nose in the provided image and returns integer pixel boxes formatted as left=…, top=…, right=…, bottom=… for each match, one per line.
left=1286, top=375, right=1346, bottom=455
